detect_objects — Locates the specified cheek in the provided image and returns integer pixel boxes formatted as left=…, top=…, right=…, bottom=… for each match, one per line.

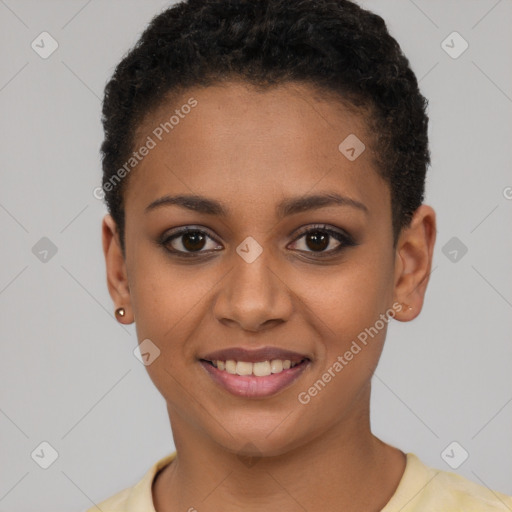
left=127, top=244, right=212, bottom=356
left=294, top=268, right=392, bottom=424
left=301, top=249, right=394, bottom=336
left=296, top=248, right=394, bottom=389
left=128, top=259, right=209, bottom=402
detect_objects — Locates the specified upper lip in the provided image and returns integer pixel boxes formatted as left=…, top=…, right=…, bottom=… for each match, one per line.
left=200, top=346, right=310, bottom=364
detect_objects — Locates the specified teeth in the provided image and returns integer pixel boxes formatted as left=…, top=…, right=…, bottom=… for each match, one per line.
left=236, top=361, right=253, bottom=376
left=253, top=361, right=271, bottom=377
left=225, top=360, right=237, bottom=374
left=270, top=359, right=283, bottom=373
left=210, top=358, right=304, bottom=376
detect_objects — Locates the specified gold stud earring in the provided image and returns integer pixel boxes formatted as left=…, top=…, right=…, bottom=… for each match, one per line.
left=115, top=307, right=126, bottom=320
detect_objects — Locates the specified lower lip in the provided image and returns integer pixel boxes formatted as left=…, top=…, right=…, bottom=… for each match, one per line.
left=199, top=360, right=310, bottom=398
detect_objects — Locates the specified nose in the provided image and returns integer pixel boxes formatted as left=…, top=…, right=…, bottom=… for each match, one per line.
left=213, top=249, right=293, bottom=332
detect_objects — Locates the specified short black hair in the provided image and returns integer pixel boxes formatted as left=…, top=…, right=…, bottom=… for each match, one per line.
left=100, top=0, right=430, bottom=255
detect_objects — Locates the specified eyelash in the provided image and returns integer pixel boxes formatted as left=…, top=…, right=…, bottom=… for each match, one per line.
left=159, top=224, right=356, bottom=259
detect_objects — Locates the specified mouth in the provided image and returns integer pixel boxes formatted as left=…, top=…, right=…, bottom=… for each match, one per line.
left=198, top=346, right=312, bottom=398
left=200, top=357, right=308, bottom=376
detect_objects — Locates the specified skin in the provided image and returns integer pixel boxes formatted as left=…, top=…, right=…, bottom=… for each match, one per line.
left=102, top=81, right=436, bottom=512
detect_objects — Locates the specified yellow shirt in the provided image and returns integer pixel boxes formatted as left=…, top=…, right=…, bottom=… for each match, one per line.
left=86, top=451, right=512, bottom=511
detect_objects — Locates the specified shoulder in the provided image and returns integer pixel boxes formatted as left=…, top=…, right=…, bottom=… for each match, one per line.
left=85, top=452, right=177, bottom=512
left=424, top=467, right=512, bottom=511
left=382, top=452, right=512, bottom=512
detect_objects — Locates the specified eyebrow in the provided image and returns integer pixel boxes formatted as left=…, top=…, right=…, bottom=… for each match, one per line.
left=144, top=192, right=368, bottom=217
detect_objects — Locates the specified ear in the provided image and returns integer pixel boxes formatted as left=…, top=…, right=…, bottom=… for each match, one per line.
left=392, top=204, right=436, bottom=322
left=102, top=214, right=134, bottom=324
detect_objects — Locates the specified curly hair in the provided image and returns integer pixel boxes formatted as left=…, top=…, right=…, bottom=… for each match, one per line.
left=100, top=0, right=430, bottom=255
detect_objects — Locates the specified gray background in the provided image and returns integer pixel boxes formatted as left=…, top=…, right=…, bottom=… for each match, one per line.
left=0, top=0, right=511, bottom=510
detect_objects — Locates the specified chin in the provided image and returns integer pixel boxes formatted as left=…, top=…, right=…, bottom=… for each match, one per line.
left=215, top=422, right=311, bottom=459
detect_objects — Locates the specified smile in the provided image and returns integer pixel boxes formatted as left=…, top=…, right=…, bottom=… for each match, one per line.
left=206, top=358, right=305, bottom=376
left=199, top=358, right=310, bottom=398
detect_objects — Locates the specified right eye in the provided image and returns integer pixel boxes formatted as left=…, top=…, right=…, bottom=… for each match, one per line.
left=160, top=227, right=223, bottom=257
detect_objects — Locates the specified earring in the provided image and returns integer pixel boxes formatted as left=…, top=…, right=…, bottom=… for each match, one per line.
left=115, top=307, right=126, bottom=320
left=401, top=303, right=413, bottom=311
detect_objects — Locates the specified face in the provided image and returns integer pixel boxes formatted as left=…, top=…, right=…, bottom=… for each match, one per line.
left=103, top=81, right=435, bottom=457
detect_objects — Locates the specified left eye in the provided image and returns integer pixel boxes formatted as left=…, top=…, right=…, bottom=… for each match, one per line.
left=288, top=225, right=353, bottom=255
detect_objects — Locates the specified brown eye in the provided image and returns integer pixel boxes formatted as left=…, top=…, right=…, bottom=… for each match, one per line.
left=289, top=224, right=355, bottom=257
left=162, top=228, right=222, bottom=255
left=303, top=230, right=330, bottom=252
left=181, top=231, right=207, bottom=251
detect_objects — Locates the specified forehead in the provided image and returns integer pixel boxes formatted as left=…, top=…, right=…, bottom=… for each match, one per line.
left=125, top=81, right=388, bottom=220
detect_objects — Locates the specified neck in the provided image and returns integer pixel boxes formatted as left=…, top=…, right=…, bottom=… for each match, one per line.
left=153, top=393, right=406, bottom=512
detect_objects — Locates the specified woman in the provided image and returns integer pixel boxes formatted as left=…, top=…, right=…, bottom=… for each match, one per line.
left=92, top=0, right=512, bottom=510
